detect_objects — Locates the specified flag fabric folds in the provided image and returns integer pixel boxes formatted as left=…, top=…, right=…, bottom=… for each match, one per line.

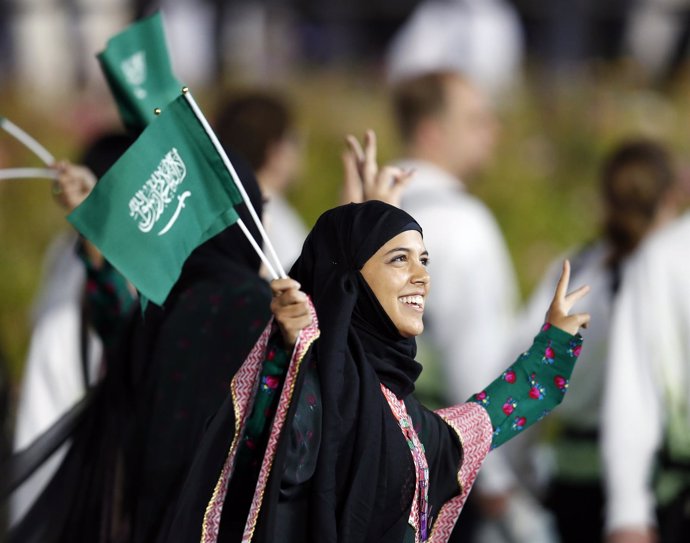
left=67, top=95, right=244, bottom=306
left=98, top=12, right=182, bottom=132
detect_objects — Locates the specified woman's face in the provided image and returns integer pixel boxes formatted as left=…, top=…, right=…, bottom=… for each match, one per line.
left=360, top=230, right=431, bottom=338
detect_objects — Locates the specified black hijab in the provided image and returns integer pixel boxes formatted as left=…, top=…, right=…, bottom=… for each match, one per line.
left=254, top=201, right=428, bottom=542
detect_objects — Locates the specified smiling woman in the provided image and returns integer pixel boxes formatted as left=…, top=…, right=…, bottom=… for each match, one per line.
left=163, top=200, right=590, bottom=543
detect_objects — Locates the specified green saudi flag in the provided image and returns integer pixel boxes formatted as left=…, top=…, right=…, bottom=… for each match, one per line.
left=98, top=12, right=182, bottom=131
left=68, top=95, right=243, bottom=306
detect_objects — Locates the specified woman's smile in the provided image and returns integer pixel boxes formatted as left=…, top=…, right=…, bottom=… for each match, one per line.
left=398, top=294, right=425, bottom=312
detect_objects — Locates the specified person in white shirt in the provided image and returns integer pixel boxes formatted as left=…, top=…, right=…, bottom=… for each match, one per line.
left=10, top=131, right=133, bottom=526
left=386, top=0, right=524, bottom=100
left=624, top=0, right=690, bottom=83
left=513, top=139, right=681, bottom=543
left=388, top=69, right=525, bottom=542
left=603, top=215, right=690, bottom=543
left=214, top=91, right=308, bottom=272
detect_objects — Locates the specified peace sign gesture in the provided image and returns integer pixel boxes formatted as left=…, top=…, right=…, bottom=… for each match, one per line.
left=341, top=129, right=414, bottom=207
left=545, top=260, right=591, bottom=335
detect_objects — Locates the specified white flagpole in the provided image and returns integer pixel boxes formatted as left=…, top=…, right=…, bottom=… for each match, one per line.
left=237, top=219, right=278, bottom=280
left=0, top=118, right=55, bottom=166
left=181, top=88, right=288, bottom=278
left=0, top=167, right=59, bottom=181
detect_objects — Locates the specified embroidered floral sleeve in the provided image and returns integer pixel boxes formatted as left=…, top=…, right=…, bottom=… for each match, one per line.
left=77, top=240, right=136, bottom=349
left=469, top=323, right=583, bottom=449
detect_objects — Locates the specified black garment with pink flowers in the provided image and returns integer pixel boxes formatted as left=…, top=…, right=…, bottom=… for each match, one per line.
left=78, top=241, right=136, bottom=351
left=470, top=323, right=583, bottom=449
left=236, top=344, right=291, bottom=470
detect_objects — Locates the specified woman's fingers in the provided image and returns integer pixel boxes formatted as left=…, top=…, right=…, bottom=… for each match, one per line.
left=345, top=134, right=365, bottom=163
left=366, top=166, right=413, bottom=206
left=345, top=134, right=367, bottom=182
left=575, top=312, right=591, bottom=329
left=340, top=149, right=364, bottom=204
left=362, top=129, right=378, bottom=183
left=544, top=259, right=591, bottom=335
left=345, top=130, right=378, bottom=182
left=564, top=284, right=591, bottom=308
left=274, top=289, right=308, bottom=309
left=554, top=259, right=571, bottom=302
left=270, top=278, right=301, bottom=296
left=343, top=129, right=413, bottom=207
left=51, top=162, right=97, bottom=211
left=270, top=278, right=312, bottom=347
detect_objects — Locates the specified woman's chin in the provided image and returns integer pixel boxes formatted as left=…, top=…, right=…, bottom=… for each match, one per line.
left=399, top=322, right=424, bottom=338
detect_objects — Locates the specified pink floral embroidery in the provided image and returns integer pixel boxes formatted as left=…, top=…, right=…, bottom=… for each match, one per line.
left=554, top=375, right=568, bottom=392
left=474, top=391, right=490, bottom=406
left=263, top=375, right=279, bottom=390
left=512, top=416, right=527, bottom=431
left=502, top=397, right=517, bottom=415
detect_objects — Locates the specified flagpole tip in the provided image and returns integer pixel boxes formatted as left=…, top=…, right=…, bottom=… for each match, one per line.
left=154, top=108, right=161, bottom=116
left=181, top=86, right=189, bottom=94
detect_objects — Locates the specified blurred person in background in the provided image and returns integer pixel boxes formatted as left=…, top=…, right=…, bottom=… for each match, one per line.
left=9, top=130, right=136, bottom=531
left=512, top=139, right=681, bottom=543
left=602, top=158, right=690, bottom=543
left=214, top=90, right=308, bottom=272
left=386, top=0, right=524, bottom=100
left=624, top=0, right=690, bottom=84
left=11, top=0, right=130, bottom=94
left=386, top=70, right=546, bottom=543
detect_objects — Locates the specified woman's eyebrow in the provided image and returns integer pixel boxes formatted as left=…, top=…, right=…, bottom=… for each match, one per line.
left=383, top=247, right=429, bottom=257
left=384, top=247, right=411, bottom=256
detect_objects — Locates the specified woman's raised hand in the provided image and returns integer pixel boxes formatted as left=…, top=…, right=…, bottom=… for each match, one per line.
left=270, top=278, right=313, bottom=348
left=51, top=160, right=97, bottom=213
left=52, top=160, right=106, bottom=268
left=341, top=129, right=414, bottom=207
left=545, top=260, right=591, bottom=335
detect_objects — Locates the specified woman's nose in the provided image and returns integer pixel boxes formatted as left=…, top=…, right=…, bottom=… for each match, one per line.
left=412, top=262, right=430, bottom=285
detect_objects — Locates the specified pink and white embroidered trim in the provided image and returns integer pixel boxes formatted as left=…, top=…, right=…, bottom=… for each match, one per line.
left=200, top=298, right=320, bottom=543
left=428, top=403, right=492, bottom=543
left=381, top=385, right=431, bottom=543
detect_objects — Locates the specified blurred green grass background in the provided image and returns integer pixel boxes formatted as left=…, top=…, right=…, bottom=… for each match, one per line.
left=2, top=65, right=690, bottom=385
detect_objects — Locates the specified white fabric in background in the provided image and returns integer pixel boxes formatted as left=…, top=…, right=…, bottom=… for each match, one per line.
left=512, top=242, right=613, bottom=433
left=399, top=159, right=519, bottom=497
left=263, top=194, right=308, bottom=273
left=11, top=234, right=102, bottom=525
left=603, top=213, right=690, bottom=532
left=386, top=0, right=524, bottom=99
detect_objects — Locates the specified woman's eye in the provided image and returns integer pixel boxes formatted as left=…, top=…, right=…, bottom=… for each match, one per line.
left=421, top=258, right=430, bottom=267
left=390, top=254, right=407, bottom=263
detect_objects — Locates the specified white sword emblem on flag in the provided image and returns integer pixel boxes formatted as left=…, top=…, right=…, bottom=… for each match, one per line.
left=158, top=191, right=192, bottom=236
